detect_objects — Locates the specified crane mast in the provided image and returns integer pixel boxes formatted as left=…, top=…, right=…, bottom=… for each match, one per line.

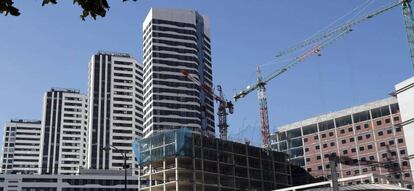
left=181, top=70, right=234, bottom=140
left=402, top=0, right=414, bottom=69
left=256, top=67, right=270, bottom=147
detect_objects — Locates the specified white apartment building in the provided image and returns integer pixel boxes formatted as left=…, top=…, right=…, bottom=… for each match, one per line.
left=1, top=119, right=42, bottom=175
left=142, top=8, right=215, bottom=137
left=39, top=88, right=88, bottom=175
left=87, top=52, right=143, bottom=171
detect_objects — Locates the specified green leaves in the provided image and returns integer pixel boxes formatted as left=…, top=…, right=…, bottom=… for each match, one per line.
left=1, top=0, right=138, bottom=20
left=0, top=0, right=21, bottom=16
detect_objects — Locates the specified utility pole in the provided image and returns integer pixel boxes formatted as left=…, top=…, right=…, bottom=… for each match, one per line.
left=103, top=145, right=128, bottom=190
left=329, top=153, right=339, bottom=191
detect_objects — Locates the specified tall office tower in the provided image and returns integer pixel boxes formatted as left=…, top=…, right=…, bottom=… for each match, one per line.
left=39, top=88, right=88, bottom=175
left=1, top=119, right=42, bottom=174
left=142, top=8, right=214, bottom=137
left=87, top=52, right=144, bottom=170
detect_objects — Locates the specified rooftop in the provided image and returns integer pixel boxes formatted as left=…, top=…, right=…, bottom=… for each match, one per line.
left=276, top=97, right=397, bottom=133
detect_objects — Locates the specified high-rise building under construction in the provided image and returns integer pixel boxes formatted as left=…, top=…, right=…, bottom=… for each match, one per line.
left=142, top=8, right=214, bottom=137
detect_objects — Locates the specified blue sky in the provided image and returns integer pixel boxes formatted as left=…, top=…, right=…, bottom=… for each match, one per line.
left=0, top=0, right=413, bottom=146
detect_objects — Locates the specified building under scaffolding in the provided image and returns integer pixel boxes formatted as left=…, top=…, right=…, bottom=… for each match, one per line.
left=133, top=128, right=292, bottom=191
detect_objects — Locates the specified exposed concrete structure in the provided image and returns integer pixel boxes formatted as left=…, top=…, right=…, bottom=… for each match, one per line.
left=134, top=128, right=292, bottom=191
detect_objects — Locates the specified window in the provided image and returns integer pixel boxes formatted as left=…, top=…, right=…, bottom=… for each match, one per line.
left=394, top=116, right=400, bottom=121
left=361, top=157, right=366, bottom=161
left=400, top=150, right=406, bottom=155
left=396, top=127, right=401, bottom=132
left=403, top=161, right=408, bottom=166
left=387, top=129, right=393, bottom=134
left=306, top=158, right=311, bottom=162
left=356, top=125, right=361, bottom=130
left=329, top=132, right=334, bottom=136
left=368, top=145, right=373, bottom=149
left=305, top=148, right=309, bottom=152
left=351, top=148, right=356, bottom=153
left=382, top=153, right=387, bottom=158
left=350, top=138, right=355, bottom=142
left=342, top=140, right=346, bottom=144
left=389, top=140, right=395, bottom=145
left=380, top=142, right=386, bottom=147
left=372, top=166, right=376, bottom=171
left=304, top=138, right=308, bottom=142
left=348, top=127, right=353, bottom=132
left=366, top=134, right=371, bottom=139
left=323, top=144, right=328, bottom=148
left=369, top=156, right=375, bottom=160
left=376, top=120, right=382, bottom=125
left=318, top=166, right=322, bottom=170
left=363, top=168, right=368, bottom=172
left=378, top=131, right=383, bottom=136
left=391, top=151, right=397, bottom=156
left=322, top=134, right=326, bottom=138
left=340, top=129, right=345, bottom=134
left=315, top=145, right=320, bottom=150
left=317, top=156, right=321, bottom=160
left=364, top=124, right=369, bottom=128
left=359, top=146, right=364, bottom=151
left=358, top=136, right=363, bottom=141
left=346, top=171, right=351, bottom=175
left=324, top=154, right=329, bottom=158
left=385, top=118, right=391, bottom=123
left=398, top=138, right=404, bottom=143
left=355, top=170, right=360, bottom=174
left=330, top=142, right=335, bottom=147
left=405, top=173, right=411, bottom=177
left=343, top=150, right=348, bottom=154
left=314, top=135, right=318, bottom=140
left=325, top=164, right=330, bottom=169
left=307, top=168, right=312, bottom=172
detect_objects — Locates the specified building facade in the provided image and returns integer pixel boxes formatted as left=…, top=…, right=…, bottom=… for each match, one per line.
left=1, top=119, right=42, bottom=175
left=271, top=97, right=414, bottom=188
left=0, top=170, right=139, bottom=191
left=395, top=76, right=414, bottom=174
left=39, top=88, right=88, bottom=175
left=87, top=52, right=144, bottom=171
left=134, top=128, right=292, bottom=191
left=142, top=8, right=215, bottom=137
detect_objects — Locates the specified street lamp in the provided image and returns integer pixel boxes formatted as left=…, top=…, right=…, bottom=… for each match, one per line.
left=102, top=145, right=129, bottom=190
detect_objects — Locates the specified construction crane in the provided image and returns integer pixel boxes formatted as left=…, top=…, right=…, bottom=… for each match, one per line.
left=234, top=0, right=414, bottom=148
left=181, top=70, right=234, bottom=140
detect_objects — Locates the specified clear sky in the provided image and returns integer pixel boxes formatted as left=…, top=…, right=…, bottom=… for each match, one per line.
left=0, top=0, right=413, bottom=146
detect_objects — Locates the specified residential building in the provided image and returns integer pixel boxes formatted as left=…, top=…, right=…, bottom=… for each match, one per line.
left=0, top=119, right=42, bottom=175
left=133, top=128, right=292, bottom=191
left=0, top=170, right=139, bottom=191
left=39, top=88, right=88, bottom=175
left=271, top=76, right=414, bottom=189
left=87, top=51, right=144, bottom=171
left=142, top=8, right=214, bottom=137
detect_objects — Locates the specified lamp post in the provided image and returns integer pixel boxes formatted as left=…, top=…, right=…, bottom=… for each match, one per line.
left=102, top=145, right=128, bottom=190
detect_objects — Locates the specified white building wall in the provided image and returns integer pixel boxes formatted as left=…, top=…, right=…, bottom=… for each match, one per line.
left=395, top=75, right=414, bottom=181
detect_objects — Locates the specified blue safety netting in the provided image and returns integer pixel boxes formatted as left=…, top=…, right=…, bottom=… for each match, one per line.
left=132, top=128, right=194, bottom=165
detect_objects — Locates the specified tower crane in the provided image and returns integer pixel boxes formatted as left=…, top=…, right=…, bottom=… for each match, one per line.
left=181, top=70, right=234, bottom=140
left=234, top=0, right=414, bottom=148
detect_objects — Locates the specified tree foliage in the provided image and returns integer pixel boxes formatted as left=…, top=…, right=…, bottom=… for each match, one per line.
left=1, top=0, right=137, bottom=20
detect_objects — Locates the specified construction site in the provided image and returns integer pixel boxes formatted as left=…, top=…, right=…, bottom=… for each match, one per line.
left=134, top=0, right=414, bottom=191
left=133, top=128, right=292, bottom=191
